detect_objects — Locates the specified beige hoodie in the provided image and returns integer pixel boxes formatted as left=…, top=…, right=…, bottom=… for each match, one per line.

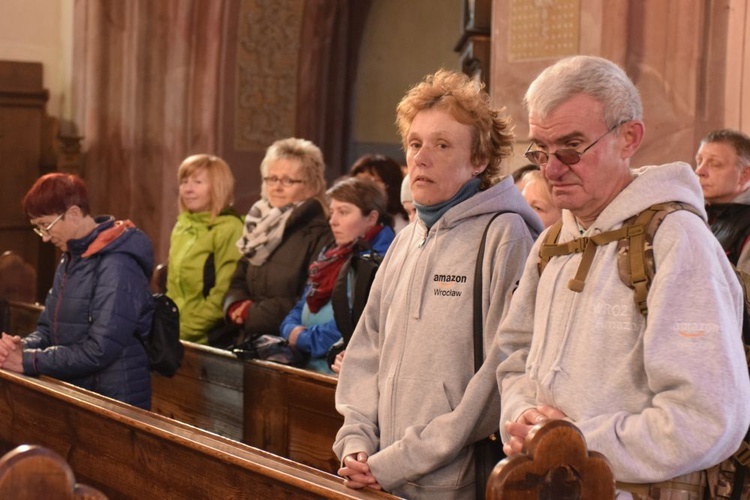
left=334, top=177, right=542, bottom=499
left=497, top=162, right=750, bottom=483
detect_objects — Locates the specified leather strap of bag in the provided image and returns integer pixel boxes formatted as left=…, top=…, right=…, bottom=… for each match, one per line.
left=473, top=212, right=506, bottom=371
left=473, top=212, right=506, bottom=500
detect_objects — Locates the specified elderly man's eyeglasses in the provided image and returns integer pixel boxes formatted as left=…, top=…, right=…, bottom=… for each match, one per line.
left=263, top=176, right=304, bottom=187
left=32, top=213, right=64, bottom=238
left=524, top=123, right=622, bottom=167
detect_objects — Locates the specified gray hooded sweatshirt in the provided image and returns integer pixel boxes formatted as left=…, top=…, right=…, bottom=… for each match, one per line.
left=334, top=176, right=543, bottom=499
left=497, top=162, right=750, bottom=484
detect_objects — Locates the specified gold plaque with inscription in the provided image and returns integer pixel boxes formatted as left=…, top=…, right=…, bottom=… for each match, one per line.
left=509, top=0, right=580, bottom=61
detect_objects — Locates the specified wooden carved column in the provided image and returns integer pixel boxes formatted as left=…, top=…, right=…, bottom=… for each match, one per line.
left=456, top=0, right=493, bottom=90
left=0, top=61, right=56, bottom=301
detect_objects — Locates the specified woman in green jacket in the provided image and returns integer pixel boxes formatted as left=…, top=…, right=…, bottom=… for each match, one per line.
left=166, top=154, right=243, bottom=344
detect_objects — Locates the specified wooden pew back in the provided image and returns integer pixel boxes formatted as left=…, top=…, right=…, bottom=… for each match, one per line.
left=151, top=342, right=343, bottom=473
left=0, top=444, right=107, bottom=500
left=486, top=420, right=615, bottom=499
left=4, top=300, right=43, bottom=337
left=242, top=357, right=343, bottom=472
left=0, top=370, right=395, bottom=499
left=6, top=301, right=346, bottom=475
left=151, top=342, right=244, bottom=441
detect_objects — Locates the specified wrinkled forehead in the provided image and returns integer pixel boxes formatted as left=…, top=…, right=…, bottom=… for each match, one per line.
left=268, top=157, right=303, bottom=176
left=697, top=141, right=740, bottom=162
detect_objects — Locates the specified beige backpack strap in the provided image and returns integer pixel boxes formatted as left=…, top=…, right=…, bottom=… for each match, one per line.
left=567, top=227, right=629, bottom=292
left=539, top=202, right=703, bottom=304
left=538, top=220, right=564, bottom=275
left=617, top=202, right=703, bottom=317
left=538, top=219, right=630, bottom=292
left=625, top=206, right=662, bottom=316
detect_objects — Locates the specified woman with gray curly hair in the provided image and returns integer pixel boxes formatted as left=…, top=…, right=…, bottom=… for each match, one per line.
left=333, top=69, right=544, bottom=499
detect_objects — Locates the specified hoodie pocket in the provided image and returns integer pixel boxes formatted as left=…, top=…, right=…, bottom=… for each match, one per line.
left=387, top=377, right=452, bottom=443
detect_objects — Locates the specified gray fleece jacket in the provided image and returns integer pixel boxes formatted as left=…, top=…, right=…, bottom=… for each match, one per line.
left=334, top=176, right=543, bottom=499
left=497, top=162, right=750, bottom=484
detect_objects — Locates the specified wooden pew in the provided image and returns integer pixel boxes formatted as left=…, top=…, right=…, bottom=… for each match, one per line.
left=0, top=369, right=396, bottom=499
left=242, top=356, right=343, bottom=473
left=3, top=300, right=43, bottom=337
left=151, top=342, right=244, bottom=442
left=5, top=301, right=345, bottom=474
left=486, top=419, right=615, bottom=499
left=151, top=342, right=343, bottom=473
left=0, top=444, right=107, bottom=499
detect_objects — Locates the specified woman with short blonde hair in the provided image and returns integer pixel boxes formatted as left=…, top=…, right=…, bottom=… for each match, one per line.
left=167, top=154, right=244, bottom=345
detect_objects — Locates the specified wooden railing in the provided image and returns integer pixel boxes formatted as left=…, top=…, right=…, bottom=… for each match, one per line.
left=0, top=369, right=397, bottom=499
left=5, top=301, right=344, bottom=474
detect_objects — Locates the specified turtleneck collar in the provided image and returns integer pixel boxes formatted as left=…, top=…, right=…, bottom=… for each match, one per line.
left=414, top=177, right=481, bottom=230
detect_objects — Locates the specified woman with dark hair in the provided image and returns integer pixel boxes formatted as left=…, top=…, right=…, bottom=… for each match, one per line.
left=0, top=173, right=154, bottom=409
left=221, top=138, right=333, bottom=347
left=280, top=177, right=394, bottom=368
left=350, top=154, right=408, bottom=232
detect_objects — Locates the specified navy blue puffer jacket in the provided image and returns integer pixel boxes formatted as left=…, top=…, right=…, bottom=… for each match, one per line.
left=21, top=216, right=154, bottom=409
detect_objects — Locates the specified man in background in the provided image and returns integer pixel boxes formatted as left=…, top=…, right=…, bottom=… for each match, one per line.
left=695, top=128, right=750, bottom=273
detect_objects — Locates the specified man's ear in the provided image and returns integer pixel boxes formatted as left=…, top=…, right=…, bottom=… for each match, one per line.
left=739, top=165, right=750, bottom=191
left=620, top=120, right=645, bottom=160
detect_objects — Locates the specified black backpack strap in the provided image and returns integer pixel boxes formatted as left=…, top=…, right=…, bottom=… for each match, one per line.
left=202, top=252, right=215, bottom=298
left=331, top=248, right=383, bottom=347
left=473, top=212, right=507, bottom=372
left=331, top=257, right=355, bottom=343
left=473, top=212, right=508, bottom=500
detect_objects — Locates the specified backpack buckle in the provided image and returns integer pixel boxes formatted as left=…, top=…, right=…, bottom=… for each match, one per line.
left=568, top=237, right=590, bottom=253
left=735, top=440, right=750, bottom=467
left=626, top=225, right=645, bottom=237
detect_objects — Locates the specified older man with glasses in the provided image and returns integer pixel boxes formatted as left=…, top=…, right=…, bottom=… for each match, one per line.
left=495, top=55, right=749, bottom=497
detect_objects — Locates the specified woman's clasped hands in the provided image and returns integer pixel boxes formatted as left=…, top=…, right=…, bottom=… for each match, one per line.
left=0, top=333, right=23, bottom=372
left=338, top=451, right=382, bottom=490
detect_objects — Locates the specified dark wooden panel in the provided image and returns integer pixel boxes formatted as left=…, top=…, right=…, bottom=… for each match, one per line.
left=6, top=300, right=43, bottom=337
left=0, top=60, right=55, bottom=302
left=242, top=359, right=343, bottom=473
left=151, top=343, right=244, bottom=441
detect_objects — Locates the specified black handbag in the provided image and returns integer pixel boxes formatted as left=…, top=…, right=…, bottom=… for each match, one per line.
left=473, top=212, right=507, bottom=499
left=232, top=334, right=310, bottom=368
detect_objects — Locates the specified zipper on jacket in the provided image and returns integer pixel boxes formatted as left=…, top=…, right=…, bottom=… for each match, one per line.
left=52, top=270, right=69, bottom=345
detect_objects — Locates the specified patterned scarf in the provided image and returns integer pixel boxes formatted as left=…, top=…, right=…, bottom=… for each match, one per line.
left=306, top=225, right=383, bottom=313
left=236, top=199, right=298, bottom=266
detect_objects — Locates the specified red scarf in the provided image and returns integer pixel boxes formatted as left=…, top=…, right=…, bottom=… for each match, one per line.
left=306, top=225, right=383, bottom=313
